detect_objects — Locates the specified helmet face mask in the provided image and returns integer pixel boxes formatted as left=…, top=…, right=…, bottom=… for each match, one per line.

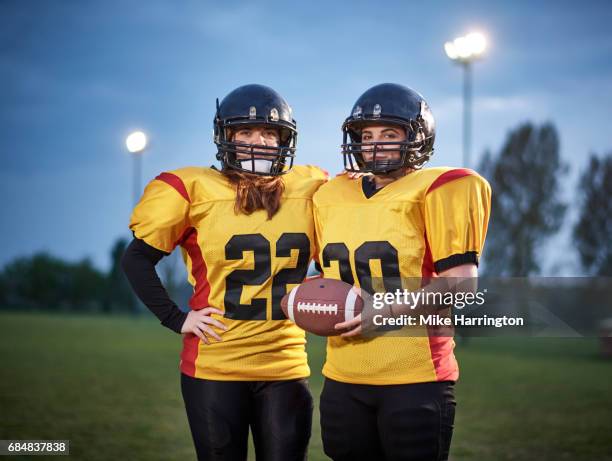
left=214, top=85, right=297, bottom=176
left=342, top=84, right=436, bottom=174
left=216, top=138, right=295, bottom=175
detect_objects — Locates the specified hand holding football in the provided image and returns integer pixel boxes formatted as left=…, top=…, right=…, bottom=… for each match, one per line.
left=281, top=278, right=364, bottom=336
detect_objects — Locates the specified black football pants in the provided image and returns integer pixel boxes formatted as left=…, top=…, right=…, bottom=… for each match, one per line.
left=181, top=373, right=313, bottom=461
left=320, top=378, right=456, bottom=461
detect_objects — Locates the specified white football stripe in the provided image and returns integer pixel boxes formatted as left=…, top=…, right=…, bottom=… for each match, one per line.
left=287, top=286, right=299, bottom=322
left=297, top=302, right=338, bottom=315
left=345, top=289, right=357, bottom=322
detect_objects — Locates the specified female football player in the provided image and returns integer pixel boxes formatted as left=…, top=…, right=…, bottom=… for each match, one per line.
left=122, top=84, right=327, bottom=461
left=313, top=83, right=491, bottom=461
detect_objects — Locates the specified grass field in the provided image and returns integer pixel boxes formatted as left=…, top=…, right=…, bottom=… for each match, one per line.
left=1, top=311, right=611, bottom=460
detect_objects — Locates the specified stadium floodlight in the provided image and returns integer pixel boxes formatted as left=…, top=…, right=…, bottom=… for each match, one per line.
left=445, top=32, right=487, bottom=63
left=125, top=130, right=149, bottom=205
left=444, top=31, right=488, bottom=168
left=126, top=131, right=148, bottom=153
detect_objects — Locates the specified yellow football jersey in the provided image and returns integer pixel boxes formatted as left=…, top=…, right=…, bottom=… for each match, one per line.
left=129, top=165, right=327, bottom=381
left=313, top=167, right=491, bottom=385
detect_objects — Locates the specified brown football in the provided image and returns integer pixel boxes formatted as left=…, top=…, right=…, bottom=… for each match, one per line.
left=281, top=278, right=363, bottom=336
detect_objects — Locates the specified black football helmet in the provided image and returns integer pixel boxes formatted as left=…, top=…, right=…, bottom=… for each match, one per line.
left=342, top=83, right=435, bottom=174
left=214, top=84, right=297, bottom=176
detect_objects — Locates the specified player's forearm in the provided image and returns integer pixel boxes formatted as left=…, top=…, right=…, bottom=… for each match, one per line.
left=121, top=238, right=188, bottom=334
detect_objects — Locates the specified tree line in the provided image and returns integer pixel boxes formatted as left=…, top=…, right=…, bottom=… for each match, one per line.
left=0, top=121, right=610, bottom=313
left=479, top=122, right=611, bottom=276
left=0, top=239, right=191, bottom=313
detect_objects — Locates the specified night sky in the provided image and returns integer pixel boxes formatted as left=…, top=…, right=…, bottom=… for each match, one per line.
left=1, top=0, right=611, bottom=273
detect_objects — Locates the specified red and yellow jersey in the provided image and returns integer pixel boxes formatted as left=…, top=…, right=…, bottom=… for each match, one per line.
left=313, top=167, right=491, bottom=385
left=129, top=165, right=327, bottom=381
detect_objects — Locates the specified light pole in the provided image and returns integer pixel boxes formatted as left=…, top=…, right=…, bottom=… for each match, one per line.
left=126, top=131, right=148, bottom=205
left=445, top=32, right=487, bottom=168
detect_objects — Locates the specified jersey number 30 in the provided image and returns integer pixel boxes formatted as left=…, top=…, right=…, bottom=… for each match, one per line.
left=321, top=241, right=402, bottom=294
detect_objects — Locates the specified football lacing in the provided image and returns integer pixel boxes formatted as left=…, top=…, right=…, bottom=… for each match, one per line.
left=296, top=302, right=339, bottom=315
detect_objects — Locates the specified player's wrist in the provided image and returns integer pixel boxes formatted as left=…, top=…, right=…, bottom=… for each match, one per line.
left=163, top=308, right=189, bottom=334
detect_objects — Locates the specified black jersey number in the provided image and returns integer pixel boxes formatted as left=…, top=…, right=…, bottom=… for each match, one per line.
left=224, top=233, right=311, bottom=321
left=271, top=233, right=311, bottom=320
left=321, top=241, right=401, bottom=293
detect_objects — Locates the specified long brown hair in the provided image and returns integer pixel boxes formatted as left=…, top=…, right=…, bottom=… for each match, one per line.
left=223, top=169, right=285, bottom=219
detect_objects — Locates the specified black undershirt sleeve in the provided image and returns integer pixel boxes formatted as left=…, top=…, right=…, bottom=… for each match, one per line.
left=121, top=238, right=188, bottom=334
left=433, top=251, right=479, bottom=274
